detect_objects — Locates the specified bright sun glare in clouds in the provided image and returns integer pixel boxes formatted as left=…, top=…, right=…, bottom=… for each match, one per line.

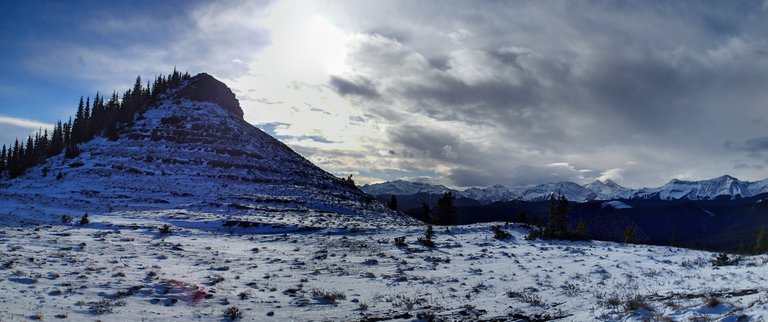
left=307, top=15, right=349, bottom=75
left=231, top=1, right=375, bottom=174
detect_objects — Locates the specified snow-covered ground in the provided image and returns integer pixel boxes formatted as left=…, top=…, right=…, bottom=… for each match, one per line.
left=2, top=208, right=767, bottom=321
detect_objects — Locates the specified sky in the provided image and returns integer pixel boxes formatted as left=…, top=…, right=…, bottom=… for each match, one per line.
left=1, top=0, right=768, bottom=189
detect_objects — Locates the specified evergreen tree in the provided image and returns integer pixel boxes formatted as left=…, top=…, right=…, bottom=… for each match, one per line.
left=63, top=117, right=80, bottom=158
left=0, top=144, right=6, bottom=174
left=72, top=97, right=85, bottom=143
left=436, top=191, right=458, bottom=225
left=421, top=202, right=431, bottom=224
left=50, top=121, right=64, bottom=156
left=83, top=97, right=92, bottom=140
left=24, top=135, right=34, bottom=169
left=105, top=91, right=120, bottom=140
left=754, top=226, right=768, bottom=254
left=418, top=225, right=435, bottom=247
left=624, top=226, right=636, bottom=244
left=63, top=118, right=72, bottom=148
left=575, top=218, right=588, bottom=240
left=9, top=139, right=22, bottom=177
left=38, top=129, right=49, bottom=162
left=517, top=211, right=527, bottom=224
left=545, top=193, right=569, bottom=238
left=144, top=80, right=151, bottom=101
left=64, top=143, right=80, bottom=159
left=89, top=92, right=101, bottom=138
left=387, top=195, right=398, bottom=211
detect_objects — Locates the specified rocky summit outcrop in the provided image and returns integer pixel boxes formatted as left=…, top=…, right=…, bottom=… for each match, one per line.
left=173, top=73, right=243, bottom=119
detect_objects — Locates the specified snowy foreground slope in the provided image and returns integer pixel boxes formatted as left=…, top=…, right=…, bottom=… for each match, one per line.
left=2, top=209, right=768, bottom=321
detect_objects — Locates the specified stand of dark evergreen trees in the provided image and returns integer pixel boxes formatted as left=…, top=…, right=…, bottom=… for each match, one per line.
left=527, top=193, right=589, bottom=241
left=0, top=69, right=191, bottom=179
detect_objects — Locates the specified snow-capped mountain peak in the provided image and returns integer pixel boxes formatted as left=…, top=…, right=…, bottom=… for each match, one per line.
left=360, top=180, right=454, bottom=196
left=584, top=179, right=632, bottom=199
left=633, top=174, right=751, bottom=200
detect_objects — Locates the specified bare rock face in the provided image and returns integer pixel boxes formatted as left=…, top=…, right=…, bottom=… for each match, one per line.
left=173, top=73, right=243, bottom=119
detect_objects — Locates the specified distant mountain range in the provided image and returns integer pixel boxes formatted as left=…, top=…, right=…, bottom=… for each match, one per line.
left=361, top=175, right=768, bottom=203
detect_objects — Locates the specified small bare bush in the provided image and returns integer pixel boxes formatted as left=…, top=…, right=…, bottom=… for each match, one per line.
left=223, top=306, right=244, bottom=321
left=704, top=296, right=721, bottom=307
left=393, top=236, right=406, bottom=246
left=88, top=299, right=125, bottom=315
left=311, top=288, right=346, bottom=304
left=624, top=296, right=654, bottom=312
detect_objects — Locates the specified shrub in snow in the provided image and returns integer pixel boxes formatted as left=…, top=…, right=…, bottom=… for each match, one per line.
left=79, top=213, right=90, bottom=225
left=705, top=296, right=721, bottom=307
left=311, top=288, right=346, bottom=304
left=61, top=215, right=72, bottom=224
left=159, top=224, right=172, bottom=234
left=393, top=236, right=406, bottom=246
left=712, top=253, right=739, bottom=266
left=623, top=296, right=654, bottom=313
left=492, top=225, right=510, bottom=240
left=525, top=228, right=543, bottom=241
left=223, top=306, right=244, bottom=320
left=88, top=298, right=124, bottom=315
left=506, top=289, right=544, bottom=307
left=418, top=225, right=435, bottom=247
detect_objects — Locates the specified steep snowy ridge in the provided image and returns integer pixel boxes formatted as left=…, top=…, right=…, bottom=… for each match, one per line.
left=516, top=181, right=597, bottom=202
left=631, top=175, right=760, bottom=200
left=363, top=175, right=768, bottom=203
left=461, top=184, right=526, bottom=203
left=0, top=73, right=411, bottom=226
left=585, top=179, right=632, bottom=199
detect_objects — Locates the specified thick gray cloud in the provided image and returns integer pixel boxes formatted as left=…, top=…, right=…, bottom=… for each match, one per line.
left=322, top=0, right=768, bottom=188
left=329, top=76, right=379, bottom=98
left=745, top=137, right=768, bottom=152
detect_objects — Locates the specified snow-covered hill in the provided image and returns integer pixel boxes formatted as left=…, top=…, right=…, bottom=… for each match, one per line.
left=0, top=73, right=411, bottom=227
left=362, top=175, right=768, bottom=203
